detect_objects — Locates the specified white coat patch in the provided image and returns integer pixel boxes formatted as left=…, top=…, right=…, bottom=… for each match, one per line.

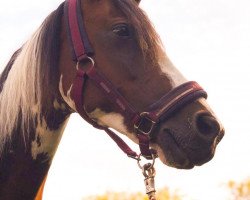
left=158, top=57, right=187, bottom=87
left=89, top=108, right=138, bottom=143
left=31, top=117, right=69, bottom=162
left=59, top=75, right=76, bottom=111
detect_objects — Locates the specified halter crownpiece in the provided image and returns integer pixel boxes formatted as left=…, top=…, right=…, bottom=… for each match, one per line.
left=64, top=0, right=93, bottom=60
left=64, top=0, right=208, bottom=160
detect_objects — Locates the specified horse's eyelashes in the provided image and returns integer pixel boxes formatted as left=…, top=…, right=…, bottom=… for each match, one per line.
left=112, top=24, right=131, bottom=37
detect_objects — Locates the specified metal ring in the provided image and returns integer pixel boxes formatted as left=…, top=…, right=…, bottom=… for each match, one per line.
left=137, top=153, right=156, bottom=170
left=142, top=165, right=156, bottom=178
left=76, top=56, right=95, bottom=70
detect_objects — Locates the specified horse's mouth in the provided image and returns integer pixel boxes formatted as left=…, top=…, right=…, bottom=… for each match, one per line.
left=155, top=128, right=218, bottom=169
left=154, top=129, right=194, bottom=169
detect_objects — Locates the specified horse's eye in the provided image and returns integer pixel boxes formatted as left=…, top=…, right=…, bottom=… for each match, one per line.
left=112, top=24, right=131, bottom=37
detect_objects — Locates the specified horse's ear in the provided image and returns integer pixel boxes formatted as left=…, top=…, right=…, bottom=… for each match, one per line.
left=135, top=0, right=141, bottom=4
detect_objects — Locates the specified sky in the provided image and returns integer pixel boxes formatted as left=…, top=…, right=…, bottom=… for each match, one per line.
left=0, top=0, right=250, bottom=199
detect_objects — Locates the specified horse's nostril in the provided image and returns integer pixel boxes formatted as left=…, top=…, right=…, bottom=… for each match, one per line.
left=195, top=113, right=220, bottom=137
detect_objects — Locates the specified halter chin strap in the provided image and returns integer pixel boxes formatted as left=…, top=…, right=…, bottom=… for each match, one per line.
left=64, top=0, right=207, bottom=160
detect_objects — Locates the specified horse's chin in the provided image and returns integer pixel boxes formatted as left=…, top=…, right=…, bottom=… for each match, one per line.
left=152, top=141, right=195, bottom=170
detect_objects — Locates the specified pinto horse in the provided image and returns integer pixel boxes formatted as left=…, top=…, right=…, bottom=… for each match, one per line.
left=0, top=0, right=224, bottom=199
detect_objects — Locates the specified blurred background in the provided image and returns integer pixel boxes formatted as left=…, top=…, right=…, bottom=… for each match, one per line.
left=0, top=0, right=249, bottom=199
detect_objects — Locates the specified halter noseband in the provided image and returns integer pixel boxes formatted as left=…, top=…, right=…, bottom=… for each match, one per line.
left=64, top=0, right=207, bottom=160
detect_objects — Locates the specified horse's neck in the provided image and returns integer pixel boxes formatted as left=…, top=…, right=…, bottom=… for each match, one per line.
left=0, top=100, right=70, bottom=199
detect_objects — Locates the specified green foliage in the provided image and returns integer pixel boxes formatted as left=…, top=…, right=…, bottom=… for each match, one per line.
left=228, top=178, right=250, bottom=200
left=82, top=187, right=182, bottom=200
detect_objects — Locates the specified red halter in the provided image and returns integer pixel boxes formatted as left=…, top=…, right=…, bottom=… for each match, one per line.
left=64, top=0, right=207, bottom=160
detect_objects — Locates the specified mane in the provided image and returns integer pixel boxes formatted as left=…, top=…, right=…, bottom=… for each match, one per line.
left=114, top=0, right=165, bottom=65
left=0, top=3, right=64, bottom=152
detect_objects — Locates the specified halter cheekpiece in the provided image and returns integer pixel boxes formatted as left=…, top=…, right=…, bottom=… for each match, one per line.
left=64, top=0, right=207, bottom=160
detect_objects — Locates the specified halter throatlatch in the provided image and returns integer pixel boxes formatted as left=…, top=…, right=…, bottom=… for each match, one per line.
left=64, top=0, right=208, bottom=160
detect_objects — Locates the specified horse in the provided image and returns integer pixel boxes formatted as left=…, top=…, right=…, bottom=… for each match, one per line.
left=0, top=0, right=224, bottom=199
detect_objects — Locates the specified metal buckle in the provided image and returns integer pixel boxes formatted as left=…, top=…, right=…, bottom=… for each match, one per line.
left=134, top=112, right=156, bottom=135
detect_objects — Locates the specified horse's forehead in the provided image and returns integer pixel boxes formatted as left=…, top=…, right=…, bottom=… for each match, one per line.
left=83, top=0, right=126, bottom=21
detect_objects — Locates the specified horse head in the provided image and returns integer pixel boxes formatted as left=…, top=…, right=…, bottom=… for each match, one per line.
left=59, top=0, right=224, bottom=169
